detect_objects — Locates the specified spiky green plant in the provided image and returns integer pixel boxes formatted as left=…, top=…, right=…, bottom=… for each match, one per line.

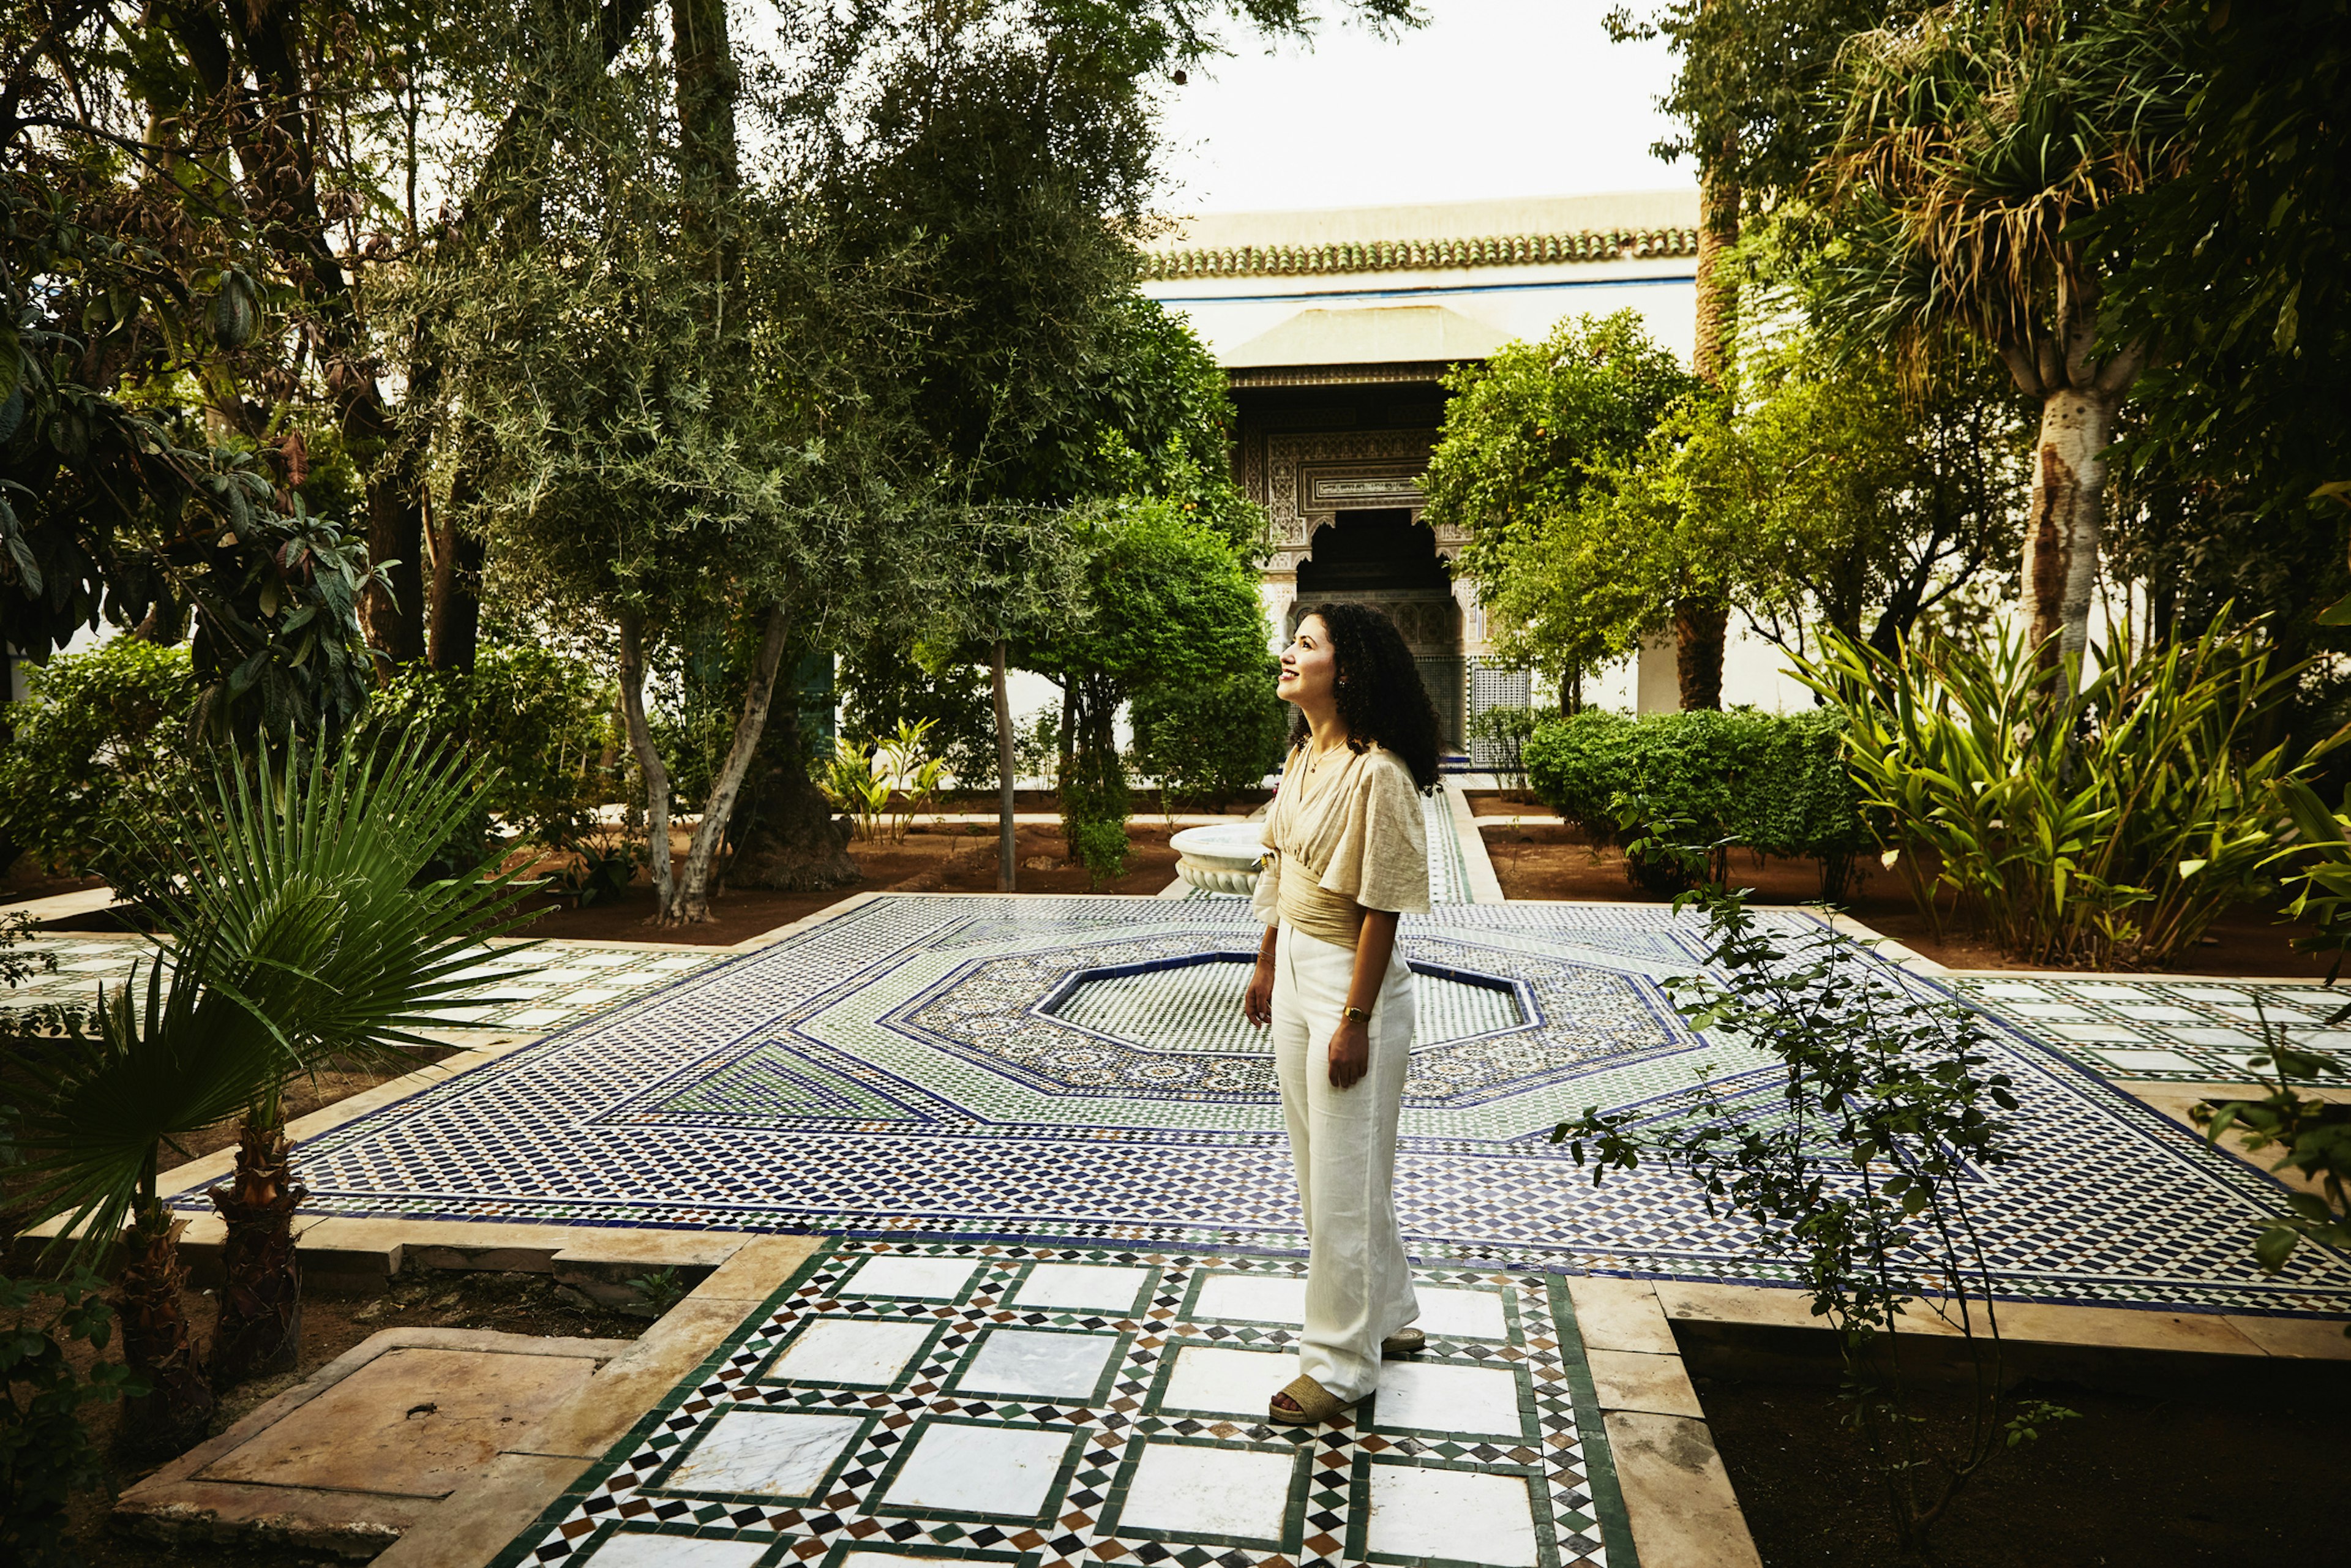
left=9, top=737, right=539, bottom=1433
left=1798, top=611, right=2333, bottom=969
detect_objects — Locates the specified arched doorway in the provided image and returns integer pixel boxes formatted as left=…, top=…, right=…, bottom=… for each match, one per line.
left=1288, top=509, right=1466, bottom=751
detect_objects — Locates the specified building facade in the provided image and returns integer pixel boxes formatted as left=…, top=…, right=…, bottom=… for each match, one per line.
left=1139, top=192, right=1705, bottom=749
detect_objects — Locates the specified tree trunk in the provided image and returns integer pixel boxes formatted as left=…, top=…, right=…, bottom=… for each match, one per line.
left=427, top=498, right=485, bottom=675
left=992, top=639, right=1016, bottom=892
left=725, top=763, right=860, bottom=890
left=207, top=1115, right=305, bottom=1386
left=1673, top=598, right=1728, bottom=710
left=1557, top=668, right=1582, bottom=716
left=615, top=609, right=675, bottom=912
left=1693, top=162, right=1740, bottom=386
left=664, top=604, right=792, bottom=922
left=2020, top=388, right=2115, bottom=666
left=114, top=1201, right=214, bottom=1454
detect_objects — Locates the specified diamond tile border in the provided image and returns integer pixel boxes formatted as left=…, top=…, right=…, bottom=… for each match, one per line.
left=488, top=1238, right=1632, bottom=1568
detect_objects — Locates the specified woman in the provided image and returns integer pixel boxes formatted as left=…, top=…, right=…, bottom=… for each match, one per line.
left=1242, top=601, right=1442, bottom=1425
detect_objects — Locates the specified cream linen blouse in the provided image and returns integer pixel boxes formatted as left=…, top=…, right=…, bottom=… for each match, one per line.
left=1251, top=740, right=1430, bottom=948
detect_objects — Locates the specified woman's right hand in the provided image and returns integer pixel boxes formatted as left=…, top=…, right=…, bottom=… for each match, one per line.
left=1243, top=959, right=1274, bottom=1028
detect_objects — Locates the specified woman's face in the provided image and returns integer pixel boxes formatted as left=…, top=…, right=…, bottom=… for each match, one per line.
left=1277, top=614, right=1339, bottom=710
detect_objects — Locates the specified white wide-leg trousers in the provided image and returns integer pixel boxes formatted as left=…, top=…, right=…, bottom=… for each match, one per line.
left=1270, top=920, right=1420, bottom=1403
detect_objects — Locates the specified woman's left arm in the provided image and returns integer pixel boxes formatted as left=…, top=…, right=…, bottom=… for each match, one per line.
left=1325, top=908, right=1400, bottom=1089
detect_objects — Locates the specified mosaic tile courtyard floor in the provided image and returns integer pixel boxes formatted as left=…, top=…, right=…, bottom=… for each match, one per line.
left=493, top=1237, right=1629, bottom=1568
left=158, top=895, right=2351, bottom=1319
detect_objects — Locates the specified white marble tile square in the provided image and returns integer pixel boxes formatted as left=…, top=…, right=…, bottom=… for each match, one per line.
left=1371, top=1362, right=1526, bottom=1438
left=2169, top=1026, right=2260, bottom=1047
left=2010, top=1003, right=2089, bottom=1018
left=508, top=1008, right=571, bottom=1027
left=1119, top=1441, right=1297, bottom=1544
left=2221, top=1005, right=2313, bottom=1024
left=767, top=1318, right=934, bottom=1386
left=420, top=1005, right=498, bottom=1024
left=1412, top=1288, right=1509, bottom=1341
left=2171, top=986, right=2249, bottom=1002
left=571, top=952, right=631, bottom=966
left=2110, top=1004, right=2200, bottom=1021
left=1192, top=1273, right=1307, bottom=1324
left=838, top=1555, right=959, bottom=1568
left=2072, top=983, right=2149, bottom=1000
left=588, top=1532, right=772, bottom=1568
left=2051, top=1023, right=2141, bottom=1043
left=1011, top=1263, right=1151, bottom=1313
left=660, top=1408, right=864, bottom=1498
left=954, top=1329, right=1119, bottom=1400
left=1363, top=1465, right=1540, bottom=1567
left=531, top=968, right=596, bottom=985
left=602, top=970, right=659, bottom=987
left=650, top=956, right=710, bottom=969
left=880, top=1422, right=1076, bottom=1517
left=1158, top=1346, right=1292, bottom=1417
left=560, top=988, right=621, bottom=1005
left=2093, top=1049, right=2204, bottom=1075
left=1978, top=983, right=2050, bottom=999
left=841, top=1256, right=981, bottom=1300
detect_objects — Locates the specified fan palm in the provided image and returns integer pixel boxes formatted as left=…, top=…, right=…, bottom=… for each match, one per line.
left=8, top=737, right=537, bottom=1442
left=1817, top=0, right=2194, bottom=662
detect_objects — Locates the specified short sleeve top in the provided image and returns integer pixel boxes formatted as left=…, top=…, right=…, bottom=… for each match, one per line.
left=1250, top=740, right=1430, bottom=945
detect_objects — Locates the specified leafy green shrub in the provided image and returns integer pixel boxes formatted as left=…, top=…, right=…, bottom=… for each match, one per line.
left=1558, top=887, right=2071, bottom=1553
left=366, top=642, right=618, bottom=850
left=1523, top=707, right=1870, bottom=896
left=2, top=1270, right=143, bottom=1567
left=0, top=639, right=197, bottom=890
left=1802, top=613, right=2320, bottom=968
left=1130, top=659, right=1288, bottom=811
left=1060, top=743, right=1131, bottom=887
left=840, top=638, right=999, bottom=789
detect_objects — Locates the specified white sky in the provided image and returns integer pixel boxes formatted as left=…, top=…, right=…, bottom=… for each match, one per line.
left=1150, top=0, right=1693, bottom=214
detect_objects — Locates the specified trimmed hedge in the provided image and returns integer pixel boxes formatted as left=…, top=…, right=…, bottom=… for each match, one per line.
left=1522, top=708, right=1872, bottom=896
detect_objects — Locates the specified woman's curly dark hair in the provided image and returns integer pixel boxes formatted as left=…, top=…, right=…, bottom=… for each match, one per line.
left=1288, top=601, right=1442, bottom=790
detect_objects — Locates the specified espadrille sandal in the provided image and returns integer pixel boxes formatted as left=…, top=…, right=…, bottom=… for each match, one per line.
left=1381, top=1327, right=1427, bottom=1358
left=1268, top=1374, right=1354, bottom=1425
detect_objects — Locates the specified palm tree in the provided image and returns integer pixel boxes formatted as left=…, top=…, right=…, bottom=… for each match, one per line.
left=9, top=738, right=535, bottom=1444
left=1818, top=0, right=2193, bottom=662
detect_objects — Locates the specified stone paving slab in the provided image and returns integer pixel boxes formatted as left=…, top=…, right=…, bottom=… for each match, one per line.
left=116, top=1328, right=631, bottom=1557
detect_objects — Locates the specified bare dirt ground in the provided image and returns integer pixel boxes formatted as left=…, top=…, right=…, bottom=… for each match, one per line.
left=1474, top=810, right=2334, bottom=978
left=1703, top=1371, right=2345, bottom=1567
left=516, top=818, right=1194, bottom=945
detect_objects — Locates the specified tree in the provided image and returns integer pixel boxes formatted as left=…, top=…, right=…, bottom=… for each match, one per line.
left=2093, top=1, right=2351, bottom=668
left=9, top=740, right=532, bottom=1439
left=1, top=9, right=388, bottom=753
left=1013, top=500, right=1270, bottom=883
left=1817, top=0, right=2194, bottom=662
left=1700, top=329, right=2027, bottom=653
left=1421, top=312, right=1702, bottom=705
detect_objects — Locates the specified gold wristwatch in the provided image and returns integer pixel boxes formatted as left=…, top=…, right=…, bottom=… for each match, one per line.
left=1341, top=1005, right=1370, bottom=1024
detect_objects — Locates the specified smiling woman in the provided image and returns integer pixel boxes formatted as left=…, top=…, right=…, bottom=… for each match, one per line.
left=1238, top=601, right=1439, bottom=1425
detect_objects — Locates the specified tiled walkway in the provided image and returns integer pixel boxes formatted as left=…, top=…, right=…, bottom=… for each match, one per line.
left=1951, top=972, right=2348, bottom=1086
left=495, top=1238, right=1627, bottom=1568
left=165, top=895, right=2351, bottom=1318
left=3, top=935, right=719, bottom=1033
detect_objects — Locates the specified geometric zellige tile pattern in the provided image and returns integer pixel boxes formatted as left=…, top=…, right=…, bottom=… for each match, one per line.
left=164, top=896, right=2351, bottom=1319
left=492, top=1239, right=1628, bottom=1568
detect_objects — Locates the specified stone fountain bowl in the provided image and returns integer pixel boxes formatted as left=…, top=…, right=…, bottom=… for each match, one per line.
left=1169, top=823, right=1268, bottom=896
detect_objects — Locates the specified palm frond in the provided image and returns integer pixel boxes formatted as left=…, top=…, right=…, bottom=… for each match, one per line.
left=10, top=734, right=542, bottom=1267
